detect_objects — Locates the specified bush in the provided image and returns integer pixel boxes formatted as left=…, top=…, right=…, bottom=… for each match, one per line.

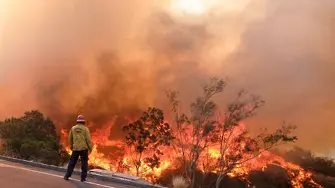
left=0, top=110, right=69, bottom=165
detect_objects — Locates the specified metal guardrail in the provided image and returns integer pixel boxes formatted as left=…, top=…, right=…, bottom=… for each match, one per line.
left=0, top=155, right=166, bottom=188
left=88, top=169, right=147, bottom=183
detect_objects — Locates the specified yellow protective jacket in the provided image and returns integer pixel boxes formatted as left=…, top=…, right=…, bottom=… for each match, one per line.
left=69, top=124, right=93, bottom=151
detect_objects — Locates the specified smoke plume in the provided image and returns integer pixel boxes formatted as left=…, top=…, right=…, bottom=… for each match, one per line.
left=0, top=0, right=334, bottom=154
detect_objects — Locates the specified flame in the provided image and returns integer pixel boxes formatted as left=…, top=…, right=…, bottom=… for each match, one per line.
left=60, top=123, right=175, bottom=182
left=60, top=121, right=322, bottom=187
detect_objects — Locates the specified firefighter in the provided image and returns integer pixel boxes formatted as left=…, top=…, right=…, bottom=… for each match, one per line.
left=64, top=115, right=93, bottom=182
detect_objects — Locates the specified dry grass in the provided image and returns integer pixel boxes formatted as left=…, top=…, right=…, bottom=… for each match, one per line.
left=172, top=176, right=189, bottom=188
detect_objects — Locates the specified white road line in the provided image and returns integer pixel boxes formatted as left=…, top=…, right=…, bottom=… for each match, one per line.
left=0, top=163, right=115, bottom=188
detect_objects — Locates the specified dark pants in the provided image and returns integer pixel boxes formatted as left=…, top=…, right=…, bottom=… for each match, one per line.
left=64, top=150, right=89, bottom=180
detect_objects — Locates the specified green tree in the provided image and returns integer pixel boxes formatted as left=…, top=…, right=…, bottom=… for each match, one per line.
left=0, top=110, right=69, bottom=165
left=122, top=107, right=175, bottom=176
left=167, top=77, right=297, bottom=188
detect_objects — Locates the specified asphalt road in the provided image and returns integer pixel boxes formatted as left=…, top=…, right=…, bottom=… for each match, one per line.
left=0, top=159, right=137, bottom=188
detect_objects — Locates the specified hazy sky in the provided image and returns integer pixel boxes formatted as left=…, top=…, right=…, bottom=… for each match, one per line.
left=0, top=0, right=334, bottom=155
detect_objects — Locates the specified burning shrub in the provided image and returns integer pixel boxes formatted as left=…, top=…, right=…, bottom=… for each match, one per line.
left=274, top=147, right=335, bottom=187
left=278, top=146, right=335, bottom=177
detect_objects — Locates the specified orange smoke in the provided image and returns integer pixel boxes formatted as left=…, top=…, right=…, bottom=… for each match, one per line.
left=1, top=0, right=335, bottom=171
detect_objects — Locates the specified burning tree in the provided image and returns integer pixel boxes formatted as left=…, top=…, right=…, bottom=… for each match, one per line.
left=213, top=92, right=297, bottom=188
left=122, top=107, right=175, bottom=177
left=167, top=77, right=298, bottom=188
